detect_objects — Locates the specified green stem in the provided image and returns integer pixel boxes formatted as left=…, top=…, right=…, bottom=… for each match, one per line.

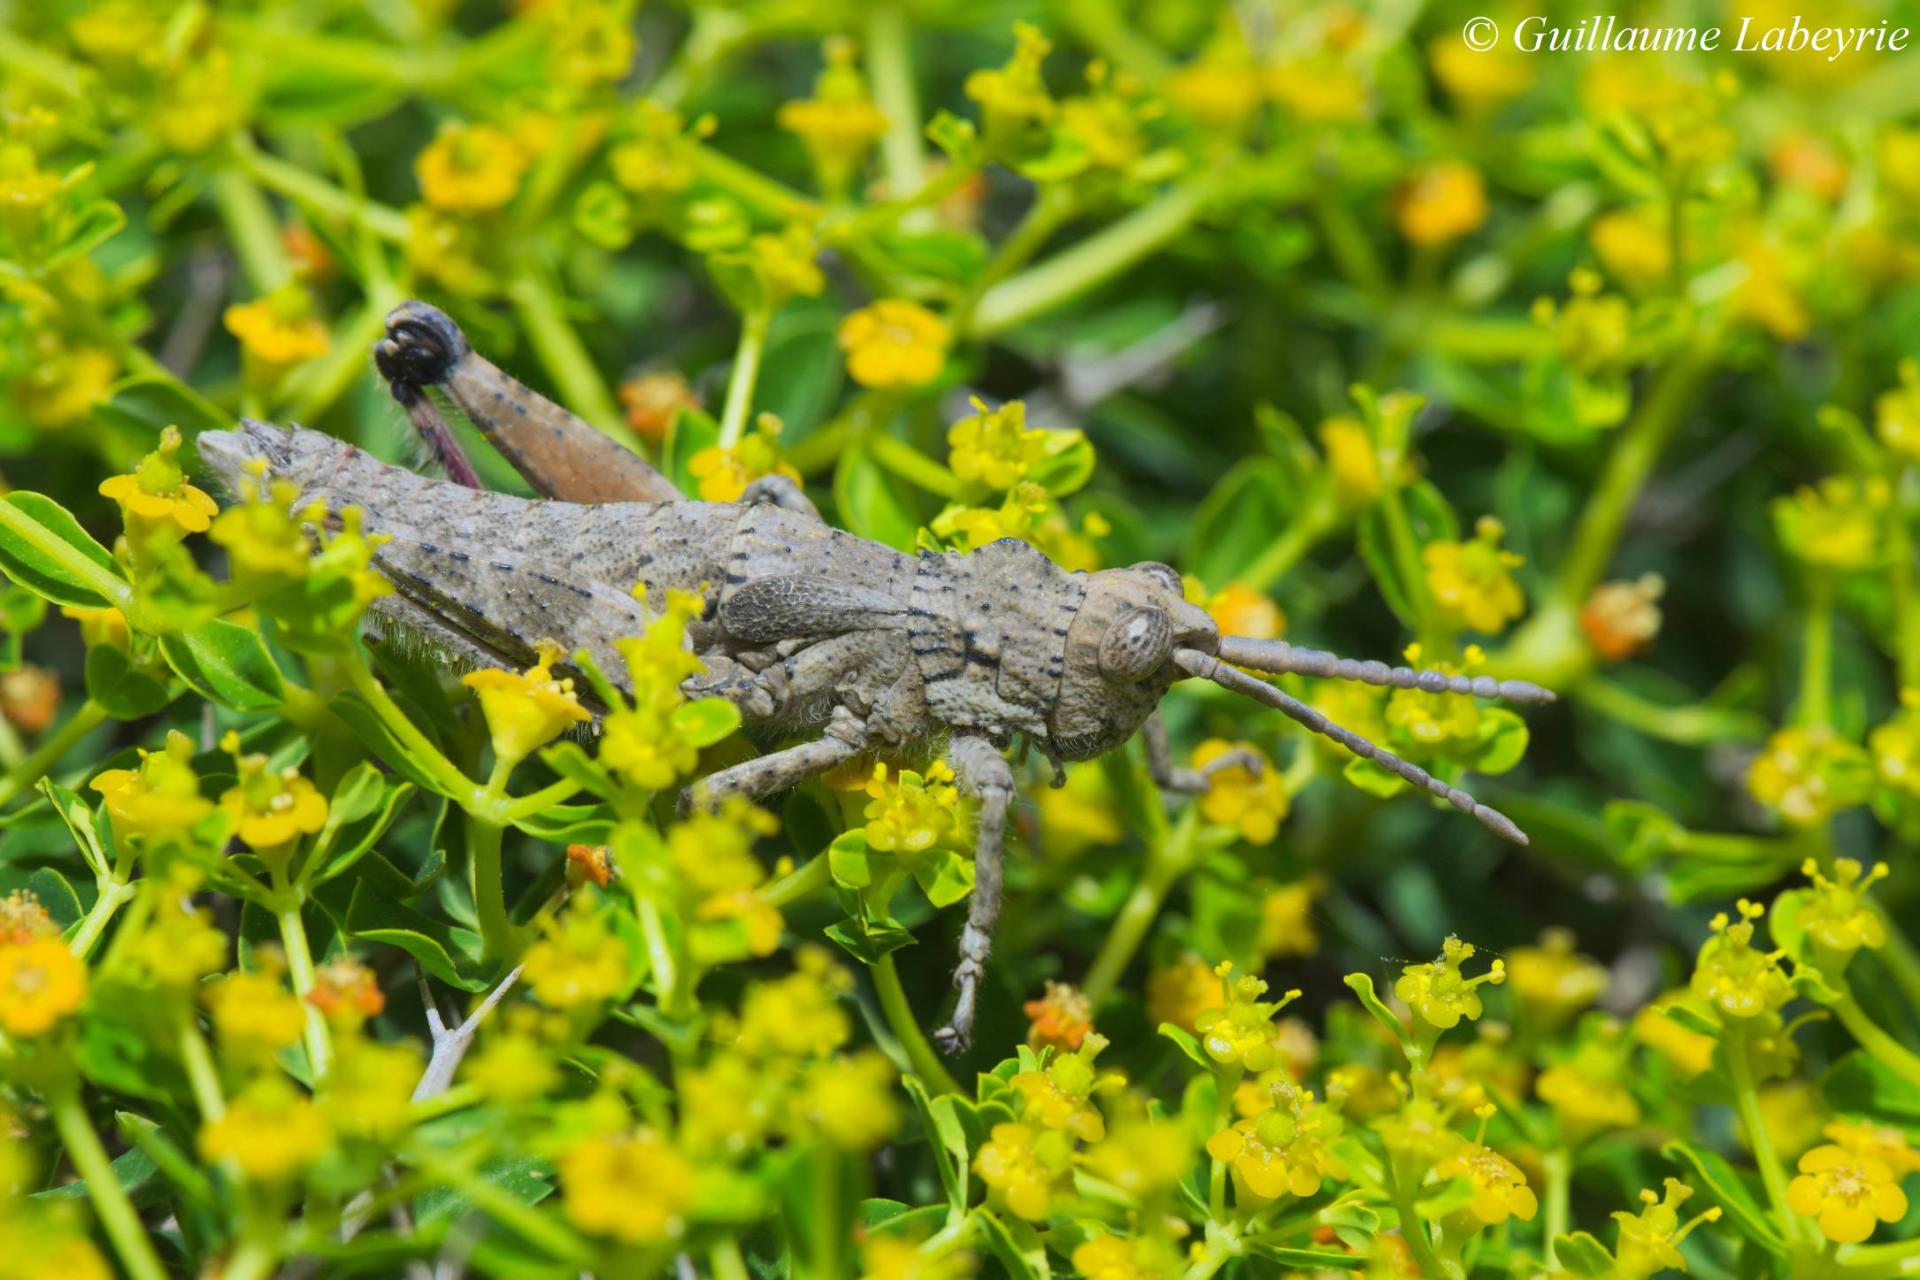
left=443, top=1166, right=592, bottom=1264
left=231, top=137, right=410, bottom=243
left=1868, top=919, right=1920, bottom=1011
left=222, top=1234, right=280, bottom=1280
left=343, top=656, right=478, bottom=803
left=1573, top=676, right=1769, bottom=746
left=508, top=272, right=629, bottom=440
left=872, top=952, right=962, bottom=1096
left=865, top=431, right=961, bottom=498
left=1833, top=993, right=1920, bottom=1090
left=1728, top=1025, right=1803, bottom=1246
left=0, top=699, right=108, bottom=809
left=711, top=1238, right=751, bottom=1280
left=865, top=5, right=925, bottom=204
left=971, top=182, right=1213, bottom=337
left=717, top=309, right=772, bottom=448
left=276, top=887, right=334, bottom=1081
left=686, top=143, right=819, bottom=223
left=1542, top=1149, right=1571, bottom=1265
left=498, top=777, right=585, bottom=825
left=1798, top=573, right=1834, bottom=730
left=760, top=853, right=832, bottom=908
left=211, top=164, right=293, bottom=292
left=811, top=1142, right=844, bottom=1280
left=178, top=1020, right=226, bottom=1119
left=1388, top=1159, right=1450, bottom=1279
left=636, top=893, right=686, bottom=1017
left=467, top=809, right=517, bottom=968
left=1082, top=808, right=1197, bottom=1008
left=1239, top=491, right=1333, bottom=593
left=1060, top=0, right=1173, bottom=78
left=49, top=1082, right=168, bottom=1280
left=1553, top=349, right=1709, bottom=607
left=67, top=877, right=135, bottom=959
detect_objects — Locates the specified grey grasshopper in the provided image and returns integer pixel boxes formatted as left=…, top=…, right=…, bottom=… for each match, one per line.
left=197, top=301, right=1554, bottom=1051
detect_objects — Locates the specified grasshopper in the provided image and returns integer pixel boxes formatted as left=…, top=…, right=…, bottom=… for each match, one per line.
left=197, top=301, right=1554, bottom=1051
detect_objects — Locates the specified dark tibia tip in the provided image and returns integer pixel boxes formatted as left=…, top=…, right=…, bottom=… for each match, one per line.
left=374, top=301, right=470, bottom=388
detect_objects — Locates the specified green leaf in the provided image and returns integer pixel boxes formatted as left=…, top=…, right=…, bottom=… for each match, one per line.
left=1185, top=457, right=1296, bottom=586
left=662, top=407, right=720, bottom=498
left=100, top=374, right=228, bottom=440
left=972, top=1208, right=1049, bottom=1280
left=1244, top=1243, right=1364, bottom=1271
left=1343, top=755, right=1408, bottom=799
left=823, top=914, right=915, bottom=964
left=0, top=492, right=126, bottom=608
left=912, top=849, right=975, bottom=908
left=114, top=1112, right=217, bottom=1208
left=342, top=881, right=487, bottom=990
left=1027, top=428, right=1095, bottom=498
left=509, top=802, right=618, bottom=845
left=84, top=644, right=175, bottom=719
left=43, top=198, right=127, bottom=272
left=40, top=778, right=114, bottom=883
left=0, top=864, right=83, bottom=930
left=414, top=1157, right=555, bottom=1225
left=1819, top=1050, right=1920, bottom=1125
left=671, top=697, right=741, bottom=748
left=1157, top=1021, right=1212, bottom=1071
left=1660, top=1139, right=1786, bottom=1255
left=327, top=691, right=455, bottom=797
left=33, top=1134, right=160, bottom=1206
left=1343, top=972, right=1416, bottom=1056
left=1467, top=708, right=1530, bottom=776
left=903, top=1075, right=969, bottom=1210
left=835, top=441, right=921, bottom=551
left=1552, top=1232, right=1618, bottom=1277
left=160, top=619, right=288, bottom=711
left=310, top=765, right=415, bottom=886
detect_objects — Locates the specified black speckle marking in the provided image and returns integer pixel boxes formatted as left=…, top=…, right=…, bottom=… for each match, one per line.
left=490, top=561, right=513, bottom=572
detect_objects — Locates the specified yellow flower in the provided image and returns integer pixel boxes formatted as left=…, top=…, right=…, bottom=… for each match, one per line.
left=1632, top=992, right=1717, bottom=1078
left=61, top=605, right=131, bottom=651
left=1069, top=1233, right=1181, bottom=1280
left=1395, top=162, right=1488, bottom=246
left=798, top=1049, right=900, bottom=1150
left=1612, top=1179, right=1722, bottom=1280
left=1166, top=30, right=1262, bottom=132
left=1206, top=1083, right=1346, bottom=1202
left=1690, top=901, right=1791, bottom=1021
left=1824, top=1119, right=1920, bottom=1175
left=1267, top=54, right=1370, bottom=123
left=964, top=22, right=1057, bottom=141
left=199, top=1079, right=329, bottom=1181
left=1581, top=574, right=1665, bottom=662
left=0, top=936, right=86, bottom=1036
left=744, top=226, right=827, bottom=306
left=1747, top=726, right=1872, bottom=827
left=1256, top=878, right=1322, bottom=959
left=537, top=0, right=634, bottom=87
left=1504, top=928, right=1608, bottom=1026
left=1871, top=693, right=1920, bottom=798
left=863, top=760, right=960, bottom=853
left=948, top=398, right=1050, bottom=491
left=738, top=946, right=852, bottom=1058
left=1772, top=476, right=1889, bottom=571
left=1194, top=965, right=1299, bottom=1071
left=415, top=122, right=526, bottom=213
left=405, top=204, right=493, bottom=295
left=1024, top=980, right=1095, bottom=1052
left=1081, top=1111, right=1194, bottom=1201
left=305, top=955, right=386, bottom=1027
left=1188, top=579, right=1285, bottom=643
left=1385, top=648, right=1483, bottom=748
left=1395, top=936, right=1505, bottom=1032
left=859, top=1235, right=977, bottom=1280
left=208, top=474, right=315, bottom=586
left=1876, top=362, right=1920, bottom=460
left=620, top=370, right=700, bottom=445
left=14, top=334, right=116, bottom=429
left=1032, top=765, right=1124, bottom=859
left=1428, top=35, right=1532, bottom=109
left=155, top=48, right=245, bottom=153
left=974, top=1121, right=1073, bottom=1221
left=601, top=703, right=699, bottom=789
left=688, top=418, right=803, bottom=503
left=204, top=965, right=305, bottom=1059
left=1793, top=857, right=1889, bottom=959
left=611, top=103, right=699, bottom=196
left=462, top=639, right=592, bottom=768
left=1589, top=206, right=1673, bottom=292
left=223, top=286, right=331, bottom=375
left=463, top=1010, right=561, bottom=1104
left=1538, top=1062, right=1640, bottom=1143
left=1146, top=955, right=1220, bottom=1034
left=218, top=731, right=328, bottom=852
left=1011, top=1034, right=1109, bottom=1142
left=1787, top=1143, right=1909, bottom=1244
left=777, top=39, right=888, bottom=195
left=1372, top=1087, right=1462, bottom=1165
left=0, top=889, right=58, bottom=946
left=89, top=729, right=214, bottom=844
left=1192, top=740, right=1287, bottom=844
left=1423, top=516, right=1525, bottom=635
left=838, top=299, right=948, bottom=389
left=669, top=798, right=784, bottom=960
left=522, top=901, right=631, bottom=1009
left=321, top=1039, right=422, bottom=1141
left=1435, top=1126, right=1538, bottom=1226
left=98, top=425, right=220, bottom=535
left=1318, top=415, right=1381, bottom=506
left=559, top=1128, right=693, bottom=1244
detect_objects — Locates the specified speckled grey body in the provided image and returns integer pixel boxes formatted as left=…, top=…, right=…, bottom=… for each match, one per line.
left=195, top=300, right=1555, bottom=1053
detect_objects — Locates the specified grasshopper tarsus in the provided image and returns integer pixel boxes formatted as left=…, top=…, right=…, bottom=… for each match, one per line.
left=199, top=298, right=1555, bottom=1050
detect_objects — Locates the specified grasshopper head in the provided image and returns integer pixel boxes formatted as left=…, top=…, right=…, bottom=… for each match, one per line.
left=1048, top=561, right=1217, bottom=760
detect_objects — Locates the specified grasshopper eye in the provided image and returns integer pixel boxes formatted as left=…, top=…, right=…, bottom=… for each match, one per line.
left=1099, top=606, right=1174, bottom=682
left=1135, top=562, right=1183, bottom=595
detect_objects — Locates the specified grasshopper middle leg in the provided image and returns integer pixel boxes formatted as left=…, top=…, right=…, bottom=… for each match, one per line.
left=935, top=735, right=1015, bottom=1055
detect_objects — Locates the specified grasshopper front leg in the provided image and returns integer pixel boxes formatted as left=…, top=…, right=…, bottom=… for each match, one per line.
left=934, top=735, right=1014, bottom=1055
left=683, top=706, right=871, bottom=808
left=1141, top=709, right=1262, bottom=795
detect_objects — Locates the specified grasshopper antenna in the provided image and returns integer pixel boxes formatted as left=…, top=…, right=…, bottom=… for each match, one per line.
left=1215, top=636, right=1555, bottom=706
left=1172, top=648, right=1531, bottom=845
